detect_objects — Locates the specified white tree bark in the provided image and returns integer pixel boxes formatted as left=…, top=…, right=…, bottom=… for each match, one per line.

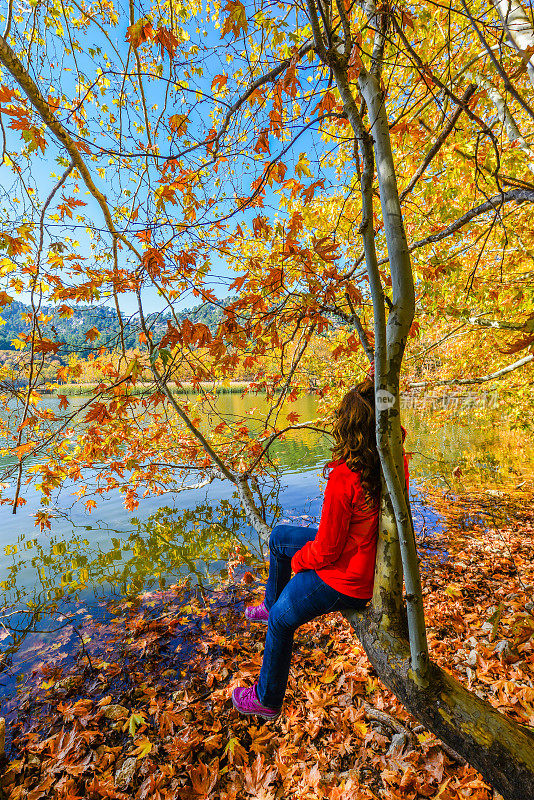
left=492, top=0, right=534, bottom=90
left=468, top=71, right=534, bottom=174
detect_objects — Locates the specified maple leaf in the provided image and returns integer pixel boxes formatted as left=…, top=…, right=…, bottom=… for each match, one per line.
left=132, top=735, right=153, bottom=758
left=188, top=758, right=219, bottom=796
left=135, top=228, right=152, bottom=244
left=295, top=153, right=312, bottom=179
left=313, top=236, right=340, bottom=263
left=34, top=510, right=52, bottom=532
left=312, top=90, right=338, bottom=115
left=301, top=179, right=325, bottom=205
left=126, top=18, right=154, bottom=49
left=252, top=215, right=271, bottom=239
left=154, top=26, right=179, bottom=59
left=57, top=195, right=87, bottom=220
left=254, top=129, right=270, bottom=155
left=84, top=326, right=100, bottom=342
left=286, top=411, right=300, bottom=424
left=211, top=74, right=228, bottom=92
left=22, top=126, right=46, bottom=153
left=143, top=247, right=165, bottom=277
left=34, top=338, right=63, bottom=354
left=0, top=85, right=17, bottom=104
left=125, top=712, right=146, bottom=737
left=169, top=114, right=189, bottom=135
left=220, top=0, right=248, bottom=39
left=401, top=10, right=416, bottom=30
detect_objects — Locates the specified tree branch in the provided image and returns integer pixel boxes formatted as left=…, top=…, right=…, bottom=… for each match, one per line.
left=492, top=0, right=534, bottom=90
left=407, top=188, right=534, bottom=252
left=407, top=353, right=533, bottom=387
left=400, top=84, right=477, bottom=202
left=0, top=33, right=142, bottom=263
left=462, top=0, right=534, bottom=121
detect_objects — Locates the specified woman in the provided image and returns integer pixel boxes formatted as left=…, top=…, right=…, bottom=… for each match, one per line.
left=232, top=374, right=408, bottom=720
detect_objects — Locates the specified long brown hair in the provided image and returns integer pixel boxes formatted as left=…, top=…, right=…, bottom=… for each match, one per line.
left=328, top=378, right=380, bottom=501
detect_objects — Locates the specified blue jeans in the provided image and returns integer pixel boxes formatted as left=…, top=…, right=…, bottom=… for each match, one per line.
left=256, top=524, right=369, bottom=708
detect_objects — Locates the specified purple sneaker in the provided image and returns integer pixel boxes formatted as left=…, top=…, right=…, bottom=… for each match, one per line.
left=245, top=600, right=269, bottom=624
left=232, top=684, right=281, bottom=720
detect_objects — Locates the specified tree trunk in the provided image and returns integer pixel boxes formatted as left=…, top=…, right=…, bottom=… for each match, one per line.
left=345, top=502, right=534, bottom=800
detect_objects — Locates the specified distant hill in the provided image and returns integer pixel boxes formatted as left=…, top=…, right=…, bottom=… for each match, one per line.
left=0, top=299, right=226, bottom=354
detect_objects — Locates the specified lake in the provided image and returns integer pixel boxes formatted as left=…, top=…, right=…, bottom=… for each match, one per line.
left=0, top=390, right=532, bottom=703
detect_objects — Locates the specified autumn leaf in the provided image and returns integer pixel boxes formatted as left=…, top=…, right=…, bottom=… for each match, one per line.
left=220, top=0, right=248, bottom=39
left=301, top=179, right=325, bottom=204
left=34, top=510, right=52, bottom=532
left=125, top=712, right=146, bottom=737
left=211, top=74, right=228, bottom=92
left=295, top=153, right=312, bottom=179
left=154, top=26, right=179, bottom=59
left=126, top=18, right=154, bottom=49
left=188, top=758, right=219, bottom=796
left=57, top=195, right=86, bottom=220
left=131, top=735, right=153, bottom=759
left=254, top=129, right=270, bottom=155
left=84, top=326, right=100, bottom=342
left=169, top=114, right=189, bottom=136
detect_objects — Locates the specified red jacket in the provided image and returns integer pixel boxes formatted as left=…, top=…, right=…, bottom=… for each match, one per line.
left=291, top=456, right=409, bottom=599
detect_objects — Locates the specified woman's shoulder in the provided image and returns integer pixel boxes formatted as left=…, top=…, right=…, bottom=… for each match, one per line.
left=326, top=459, right=363, bottom=483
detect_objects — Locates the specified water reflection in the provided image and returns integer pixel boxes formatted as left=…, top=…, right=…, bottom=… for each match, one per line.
left=0, top=499, right=263, bottom=698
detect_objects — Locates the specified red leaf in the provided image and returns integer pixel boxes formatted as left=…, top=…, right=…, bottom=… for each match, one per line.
left=154, top=26, right=179, bottom=59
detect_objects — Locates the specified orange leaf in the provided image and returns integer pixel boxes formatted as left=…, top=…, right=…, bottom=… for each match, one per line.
left=126, top=18, right=154, bottom=49
left=84, top=327, right=100, bottom=342
left=154, top=26, right=178, bottom=59
left=211, top=74, right=228, bottom=92
left=254, top=129, right=270, bottom=155
left=220, top=0, right=248, bottom=39
left=15, top=441, right=34, bottom=460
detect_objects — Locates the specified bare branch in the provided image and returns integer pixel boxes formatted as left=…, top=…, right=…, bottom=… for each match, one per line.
left=0, top=34, right=142, bottom=263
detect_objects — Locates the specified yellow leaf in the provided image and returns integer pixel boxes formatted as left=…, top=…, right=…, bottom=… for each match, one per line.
left=131, top=735, right=152, bottom=759
left=295, top=153, right=312, bottom=179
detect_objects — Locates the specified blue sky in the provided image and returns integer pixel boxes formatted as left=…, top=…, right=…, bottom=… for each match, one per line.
left=0, top=1, right=355, bottom=318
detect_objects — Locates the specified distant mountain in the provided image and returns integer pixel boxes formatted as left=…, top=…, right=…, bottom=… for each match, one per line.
left=0, top=299, right=226, bottom=354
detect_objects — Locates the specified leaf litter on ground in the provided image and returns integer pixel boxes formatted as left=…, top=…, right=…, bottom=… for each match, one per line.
left=1, top=489, right=533, bottom=799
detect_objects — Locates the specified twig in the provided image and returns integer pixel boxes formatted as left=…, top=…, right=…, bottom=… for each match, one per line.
left=73, top=626, right=94, bottom=673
